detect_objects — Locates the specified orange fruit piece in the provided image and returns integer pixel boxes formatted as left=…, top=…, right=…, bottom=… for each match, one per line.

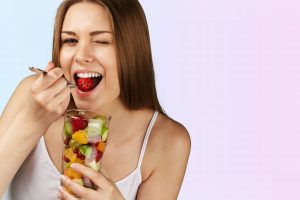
left=72, top=130, right=88, bottom=144
left=64, top=168, right=82, bottom=179
left=96, top=141, right=106, bottom=152
left=64, top=148, right=77, bottom=163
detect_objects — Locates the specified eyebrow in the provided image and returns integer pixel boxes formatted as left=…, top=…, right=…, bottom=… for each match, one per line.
left=61, top=30, right=112, bottom=36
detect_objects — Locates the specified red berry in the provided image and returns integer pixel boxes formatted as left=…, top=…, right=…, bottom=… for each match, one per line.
left=63, top=156, right=70, bottom=162
left=71, top=116, right=88, bottom=132
left=77, top=78, right=93, bottom=92
left=73, top=148, right=79, bottom=154
left=78, top=154, right=86, bottom=160
left=64, top=137, right=71, bottom=145
left=95, top=150, right=103, bottom=162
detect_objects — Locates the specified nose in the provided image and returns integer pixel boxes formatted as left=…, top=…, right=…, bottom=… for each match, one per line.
left=74, top=42, right=95, bottom=64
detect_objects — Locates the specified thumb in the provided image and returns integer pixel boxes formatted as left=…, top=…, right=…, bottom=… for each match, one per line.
left=44, top=61, right=56, bottom=72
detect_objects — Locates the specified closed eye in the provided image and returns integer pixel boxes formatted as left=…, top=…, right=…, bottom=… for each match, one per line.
left=95, top=41, right=110, bottom=44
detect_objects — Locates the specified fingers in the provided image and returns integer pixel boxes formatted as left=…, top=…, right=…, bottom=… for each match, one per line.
left=45, top=61, right=56, bottom=72
left=46, top=87, right=71, bottom=116
left=60, top=175, right=97, bottom=199
left=59, top=164, right=124, bottom=200
left=30, top=61, right=70, bottom=108
left=71, top=163, right=111, bottom=190
left=57, top=185, right=78, bottom=200
left=32, top=77, right=69, bottom=106
left=32, top=67, right=64, bottom=92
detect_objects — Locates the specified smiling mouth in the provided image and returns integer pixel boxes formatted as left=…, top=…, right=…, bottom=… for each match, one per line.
left=74, top=72, right=102, bottom=92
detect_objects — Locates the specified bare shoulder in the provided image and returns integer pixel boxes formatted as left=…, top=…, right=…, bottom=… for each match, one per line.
left=2, top=74, right=36, bottom=110
left=142, top=112, right=191, bottom=177
left=0, top=75, right=37, bottom=128
left=138, top=113, right=191, bottom=199
left=2, top=75, right=37, bottom=112
left=151, top=113, right=191, bottom=155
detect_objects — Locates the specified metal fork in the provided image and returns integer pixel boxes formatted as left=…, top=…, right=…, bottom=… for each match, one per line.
left=29, top=66, right=77, bottom=88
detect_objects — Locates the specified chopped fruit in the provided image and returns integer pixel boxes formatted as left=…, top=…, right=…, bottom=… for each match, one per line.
left=83, top=177, right=93, bottom=188
left=64, top=168, right=82, bottom=179
left=64, top=137, right=71, bottom=145
left=78, top=154, right=86, bottom=161
left=64, top=121, right=72, bottom=137
left=88, top=118, right=102, bottom=127
left=73, top=178, right=84, bottom=186
left=71, top=116, right=88, bottom=132
left=88, top=136, right=101, bottom=144
left=79, top=145, right=88, bottom=155
left=86, top=160, right=100, bottom=171
left=73, top=148, right=79, bottom=154
left=65, top=186, right=74, bottom=194
left=77, top=78, right=93, bottom=92
left=64, top=162, right=71, bottom=169
left=75, top=157, right=85, bottom=164
left=87, top=126, right=100, bottom=138
left=64, top=148, right=77, bottom=163
left=62, top=112, right=109, bottom=191
left=83, top=146, right=93, bottom=159
left=69, top=139, right=81, bottom=148
left=87, top=119, right=102, bottom=137
left=95, top=150, right=103, bottom=162
left=96, top=141, right=106, bottom=152
left=63, top=156, right=70, bottom=163
left=79, top=145, right=93, bottom=159
left=101, top=126, right=109, bottom=142
left=72, top=130, right=88, bottom=144
left=93, top=115, right=107, bottom=127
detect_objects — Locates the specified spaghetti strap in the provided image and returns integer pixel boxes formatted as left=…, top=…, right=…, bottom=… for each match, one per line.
left=137, top=111, right=159, bottom=168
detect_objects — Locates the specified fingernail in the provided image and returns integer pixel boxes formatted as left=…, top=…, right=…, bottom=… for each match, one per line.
left=56, top=192, right=62, bottom=199
left=71, top=163, right=78, bottom=169
left=58, top=186, right=64, bottom=192
left=61, top=175, right=68, bottom=182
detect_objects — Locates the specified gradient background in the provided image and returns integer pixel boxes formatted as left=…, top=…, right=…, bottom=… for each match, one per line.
left=1, top=0, right=300, bottom=199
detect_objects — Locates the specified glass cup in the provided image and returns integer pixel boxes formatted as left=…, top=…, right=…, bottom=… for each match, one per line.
left=62, top=109, right=111, bottom=192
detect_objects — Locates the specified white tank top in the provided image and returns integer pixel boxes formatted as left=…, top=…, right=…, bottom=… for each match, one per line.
left=6, top=111, right=158, bottom=200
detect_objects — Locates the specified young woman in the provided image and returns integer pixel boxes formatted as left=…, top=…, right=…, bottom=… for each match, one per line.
left=0, top=0, right=191, bottom=199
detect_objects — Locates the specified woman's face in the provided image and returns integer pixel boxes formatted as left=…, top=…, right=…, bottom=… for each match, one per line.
left=60, top=2, right=120, bottom=111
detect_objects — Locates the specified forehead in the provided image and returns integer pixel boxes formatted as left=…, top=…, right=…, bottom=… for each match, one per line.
left=62, top=2, right=111, bottom=31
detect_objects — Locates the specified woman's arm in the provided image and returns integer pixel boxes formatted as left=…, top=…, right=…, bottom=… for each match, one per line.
left=0, top=63, right=71, bottom=196
left=0, top=75, right=35, bottom=133
left=137, top=121, right=191, bottom=200
left=0, top=76, right=42, bottom=195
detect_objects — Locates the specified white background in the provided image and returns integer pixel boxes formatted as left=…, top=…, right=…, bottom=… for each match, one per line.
left=1, top=0, right=300, bottom=199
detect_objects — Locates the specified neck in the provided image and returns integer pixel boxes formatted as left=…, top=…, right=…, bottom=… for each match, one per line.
left=96, top=100, right=154, bottom=142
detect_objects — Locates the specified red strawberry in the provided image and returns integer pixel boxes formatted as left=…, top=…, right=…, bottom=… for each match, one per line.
left=77, top=78, right=93, bottom=92
left=71, top=116, right=88, bottom=132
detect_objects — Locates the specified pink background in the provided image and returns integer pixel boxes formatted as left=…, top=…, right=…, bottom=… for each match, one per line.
left=1, top=0, right=300, bottom=199
left=141, top=0, right=300, bottom=199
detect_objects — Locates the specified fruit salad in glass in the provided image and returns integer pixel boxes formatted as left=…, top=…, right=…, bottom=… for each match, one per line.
left=62, top=109, right=110, bottom=192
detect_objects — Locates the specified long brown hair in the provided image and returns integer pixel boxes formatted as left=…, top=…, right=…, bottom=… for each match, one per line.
left=52, top=0, right=164, bottom=113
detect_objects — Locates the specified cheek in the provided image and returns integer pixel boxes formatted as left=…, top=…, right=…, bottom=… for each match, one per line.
left=107, top=65, right=120, bottom=96
left=95, top=48, right=119, bottom=88
left=105, top=55, right=119, bottom=90
left=59, top=48, right=74, bottom=78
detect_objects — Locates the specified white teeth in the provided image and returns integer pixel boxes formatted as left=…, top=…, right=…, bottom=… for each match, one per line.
left=76, top=72, right=101, bottom=78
